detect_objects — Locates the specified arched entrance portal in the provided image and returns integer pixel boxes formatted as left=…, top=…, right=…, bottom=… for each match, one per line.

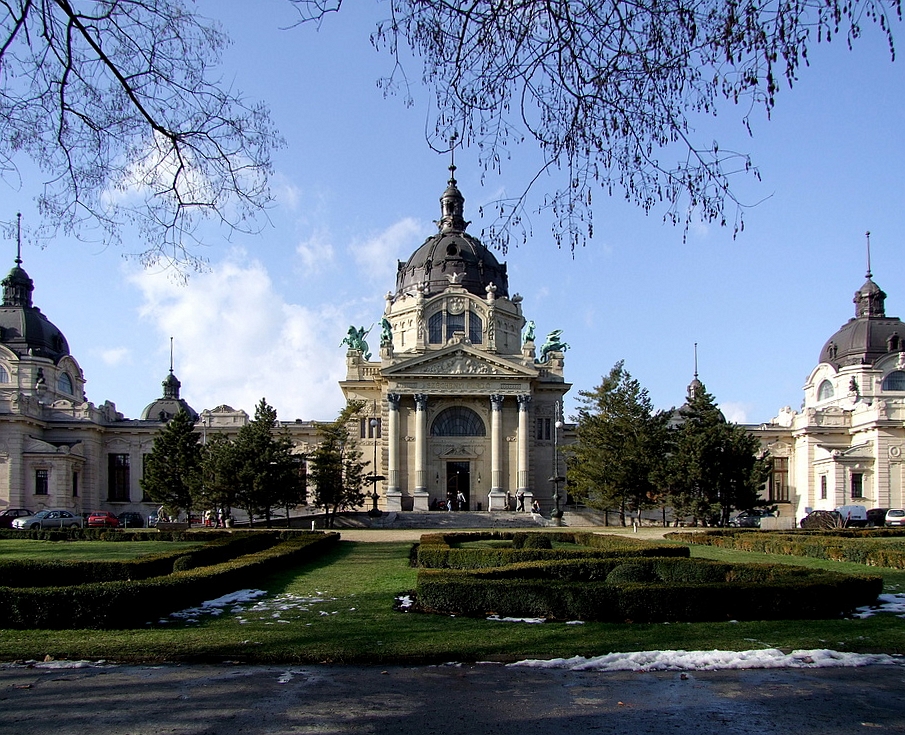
left=446, top=460, right=470, bottom=510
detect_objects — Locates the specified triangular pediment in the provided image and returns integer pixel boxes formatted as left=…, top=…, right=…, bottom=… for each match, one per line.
left=382, top=344, right=537, bottom=379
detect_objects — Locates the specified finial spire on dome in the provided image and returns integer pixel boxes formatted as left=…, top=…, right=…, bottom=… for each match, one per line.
left=15, top=213, right=21, bottom=266
left=438, top=133, right=469, bottom=232
left=169, top=336, right=174, bottom=375
left=694, top=342, right=698, bottom=380
left=866, top=230, right=872, bottom=279
left=854, top=231, right=886, bottom=318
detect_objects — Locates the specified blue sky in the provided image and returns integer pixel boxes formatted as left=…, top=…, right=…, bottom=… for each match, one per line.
left=3, top=1, right=904, bottom=425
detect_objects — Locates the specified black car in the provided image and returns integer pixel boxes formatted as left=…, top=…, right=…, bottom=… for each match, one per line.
left=800, top=509, right=842, bottom=529
left=0, top=508, right=33, bottom=529
left=728, top=509, right=775, bottom=528
left=117, top=511, right=145, bottom=528
left=867, top=508, right=889, bottom=528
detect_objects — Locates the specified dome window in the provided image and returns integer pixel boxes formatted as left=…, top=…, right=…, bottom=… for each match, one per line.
left=882, top=371, right=905, bottom=391
left=817, top=380, right=834, bottom=401
left=58, top=371, right=73, bottom=394
left=446, top=244, right=459, bottom=256
left=888, top=333, right=901, bottom=352
left=469, top=310, right=483, bottom=344
left=446, top=311, right=465, bottom=339
left=431, top=406, right=486, bottom=436
left=0, top=366, right=8, bottom=383
left=428, top=312, right=443, bottom=344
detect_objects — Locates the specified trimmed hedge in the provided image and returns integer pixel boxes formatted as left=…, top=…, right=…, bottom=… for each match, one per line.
left=668, top=529, right=905, bottom=568
left=0, top=532, right=281, bottom=587
left=0, top=532, right=340, bottom=629
left=0, top=527, right=234, bottom=542
left=416, top=531, right=689, bottom=569
left=415, top=556, right=882, bottom=622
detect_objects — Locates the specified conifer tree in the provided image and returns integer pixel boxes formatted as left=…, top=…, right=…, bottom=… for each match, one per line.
left=309, top=401, right=367, bottom=528
left=140, top=409, right=201, bottom=522
left=566, top=362, right=671, bottom=525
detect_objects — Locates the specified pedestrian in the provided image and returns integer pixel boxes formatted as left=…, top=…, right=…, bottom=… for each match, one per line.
left=456, top=490, right=466, bottom=511
left=505, top=492, right=512, bottom=511
left=531, top=499, right=540, bottom=514
left=516, top=490, right=525, bottom=512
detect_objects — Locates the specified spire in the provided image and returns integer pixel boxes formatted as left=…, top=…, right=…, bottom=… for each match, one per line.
left=438, top=133, right=468, bottom=233
left=2, top=213, right=34, bottom=308
left=162, top=337, right=181, bottom=399
left=854, top=231, right=886, bottom=318
left=687, top=342, right=703, bottom=400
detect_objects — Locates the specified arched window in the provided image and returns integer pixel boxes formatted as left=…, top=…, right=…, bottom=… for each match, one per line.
left=446, top=311, right=465, bottom=339
left=431, top=406, right=486, bottom=436
left=817, top=380, right=834, bottom=401
left=0, top=365, right=8, bottom=383
left=57, top=372, right=73, bottom=394
left=469, top=310, right=483, bottom=344
left=882, top=371, right=905, bottom=391
left=428, top=312, right=443, bottom=344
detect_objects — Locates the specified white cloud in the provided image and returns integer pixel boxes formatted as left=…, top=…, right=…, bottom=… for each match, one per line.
left=132, top=251, right=349, bottom=421
left=349, top=218, right=423, bottom=284
left=296, top=230, right=335, bottom=273
left=719, top=401, right=750, bottom=424
left=98, top=347, right=131, bottom=367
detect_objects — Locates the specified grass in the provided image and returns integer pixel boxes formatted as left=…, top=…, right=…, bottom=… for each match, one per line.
left=0, top=539, right=202, bottom=561
left=2, top=538, right=905, bottom=664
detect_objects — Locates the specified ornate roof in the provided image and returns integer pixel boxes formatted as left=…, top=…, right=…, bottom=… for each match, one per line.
left=820, top=271, right=905, bottom=369
left=0, top=256, right=70, bottom=361
left=394, top=168, right=509, bottom=300
left=140, top=369, right=198, bottom=422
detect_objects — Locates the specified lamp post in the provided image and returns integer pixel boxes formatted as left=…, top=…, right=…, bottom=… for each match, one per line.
left=549, top=401, right=565, bottom=522
left=367, top=418, right=385, bottom=517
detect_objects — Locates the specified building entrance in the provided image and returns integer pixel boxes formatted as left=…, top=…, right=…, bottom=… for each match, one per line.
left=446, top=461, right=470, bottom=510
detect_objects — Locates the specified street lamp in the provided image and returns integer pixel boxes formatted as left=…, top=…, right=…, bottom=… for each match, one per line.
left=367, top=418, right=385, bottom=517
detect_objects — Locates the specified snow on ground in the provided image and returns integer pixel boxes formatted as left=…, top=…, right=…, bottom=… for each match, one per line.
left=510, top=649, right=901, bottom=671
left=159, top=589, right=340, bottom=625
left=854, top=593, right=905, bottom=618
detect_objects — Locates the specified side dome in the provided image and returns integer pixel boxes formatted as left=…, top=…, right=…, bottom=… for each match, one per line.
left=0, top=259, right=69, bottom=361
left=820, top=273, right=905, bottom=368
left=140, top=370, right=198, bottom=422
left=394, top=169, right=508, bottom=300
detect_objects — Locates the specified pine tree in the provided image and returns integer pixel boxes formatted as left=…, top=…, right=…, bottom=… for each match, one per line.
left=140, top=409, right=201, bottom=523
left=309, top=401, right=367, bottom=528
left=566, top=362, right=671, bottom=525
left=232, top=398, right=305, bottom=528
left=666, top=383, right=769, bottom=526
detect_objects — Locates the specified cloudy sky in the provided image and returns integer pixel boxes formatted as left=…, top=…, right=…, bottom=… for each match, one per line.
left=3, top=1, right=904, bottom=425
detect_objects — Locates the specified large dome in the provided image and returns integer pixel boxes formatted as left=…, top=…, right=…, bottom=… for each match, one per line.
left=394, top=172, right=508, bottom=300
left=0, top=260, right=70, bottom=361
left=820, top=274, right=905, bottom=368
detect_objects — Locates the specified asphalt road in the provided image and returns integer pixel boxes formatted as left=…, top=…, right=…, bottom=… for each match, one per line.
left=2, top=661, right=904, bottom=735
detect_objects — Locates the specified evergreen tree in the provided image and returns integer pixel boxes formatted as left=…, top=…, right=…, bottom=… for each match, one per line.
left=666, top=383, right=769, bottom=526
left=309, top=401, right=367, bottom=528
left=199, top=433, right=240, bottom=522
left=232, top=398, right=305, bottom=528
left=139, top=409, right=201, bottom=523
left=565, top=362, right=671, bottom=525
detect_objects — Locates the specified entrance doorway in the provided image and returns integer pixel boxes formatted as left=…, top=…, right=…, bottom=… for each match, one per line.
left=446, top=461, right=470, bottom=510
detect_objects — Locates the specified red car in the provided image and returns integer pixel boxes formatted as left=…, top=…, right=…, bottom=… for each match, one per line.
left=87, top=510, right=119, bottom=528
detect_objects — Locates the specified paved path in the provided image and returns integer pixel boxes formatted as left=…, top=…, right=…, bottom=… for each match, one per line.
left=2, top=661, right=903, bottom=734
left=335, top=526, right=677, bottom=542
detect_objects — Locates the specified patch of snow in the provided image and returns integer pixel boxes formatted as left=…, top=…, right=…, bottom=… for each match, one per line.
left=510, top=649, right=901, bottom=672
left=487, top=615, right=546, bottom=624
left=854, top=593, right=905, bottom=619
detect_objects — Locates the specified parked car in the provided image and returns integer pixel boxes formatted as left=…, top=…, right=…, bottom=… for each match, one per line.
left=800, top=509, right=843, bottom=530
left=87, top=510, right=120, bottom=528
left=0, top=508, right=33, bottom=528
left=147, top=512, right=159, bottom=527
left=729, top=509, right=775, bottom=528
left=117, top=511, right=144, bottom=528
left=885, top=509, right=905, bottom=527
left=12, top=509, right=83, bottom=530
left=836, top=504, right=869, bottom=527
left=867, top=508, right=890, bottom=527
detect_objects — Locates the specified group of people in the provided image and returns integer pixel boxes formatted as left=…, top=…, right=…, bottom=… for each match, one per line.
left=505, top=492, right=541, bottom=514
left=202, top=508, right=230, bottom=527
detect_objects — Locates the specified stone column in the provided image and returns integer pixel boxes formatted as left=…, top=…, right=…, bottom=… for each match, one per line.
left=517, top=395, right=531, bottom=492
left=385, top=393, right=402, bottom=511
left=413, top=393, right=430, bottom=511
left=488, top=394, right=507, bottom=510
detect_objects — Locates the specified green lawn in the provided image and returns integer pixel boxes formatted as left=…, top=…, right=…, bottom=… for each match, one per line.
left=0, top=539, right=202, bottom=561
left=2, top=539, right=905, bottom=664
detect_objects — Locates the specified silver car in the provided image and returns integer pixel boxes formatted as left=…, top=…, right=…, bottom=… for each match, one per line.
left=885, top=509, right=905, bottom=527
left=11, top=509, right=83, bottom=530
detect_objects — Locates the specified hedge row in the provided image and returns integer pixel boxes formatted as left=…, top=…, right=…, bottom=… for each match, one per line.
left=0, top=527, right=235, bottom=542
left=416, top=531, right=689, bottom=569
left=0, top=532, right=340, bottom=629
left=0, top=532, right=281, bottom=588
left=415, top=556, right=882, bottom=622
left=668, top=530, right=905, bottom=568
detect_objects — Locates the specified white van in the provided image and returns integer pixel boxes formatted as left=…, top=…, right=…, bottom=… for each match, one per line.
left=835, top=504, right=868, bottom=527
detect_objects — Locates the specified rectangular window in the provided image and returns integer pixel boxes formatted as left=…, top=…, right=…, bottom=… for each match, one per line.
left=359, top=417, right=382, bottom=439
left=770, top=457, right=789, bottom=503
left=35, top=469, right=49, bottom=495
left=469, top=311, right=483, bottom=344
left=108, top=453, right=130, bottom=502
left=851, top=472, right=864, bottom=499
left=820, top=475, right=828, bottom=500
left=71, top=471, right=79, bottom=497
left=536, top=418, right=551, bottom=441
left=428, top=312, right=443, bottom=344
